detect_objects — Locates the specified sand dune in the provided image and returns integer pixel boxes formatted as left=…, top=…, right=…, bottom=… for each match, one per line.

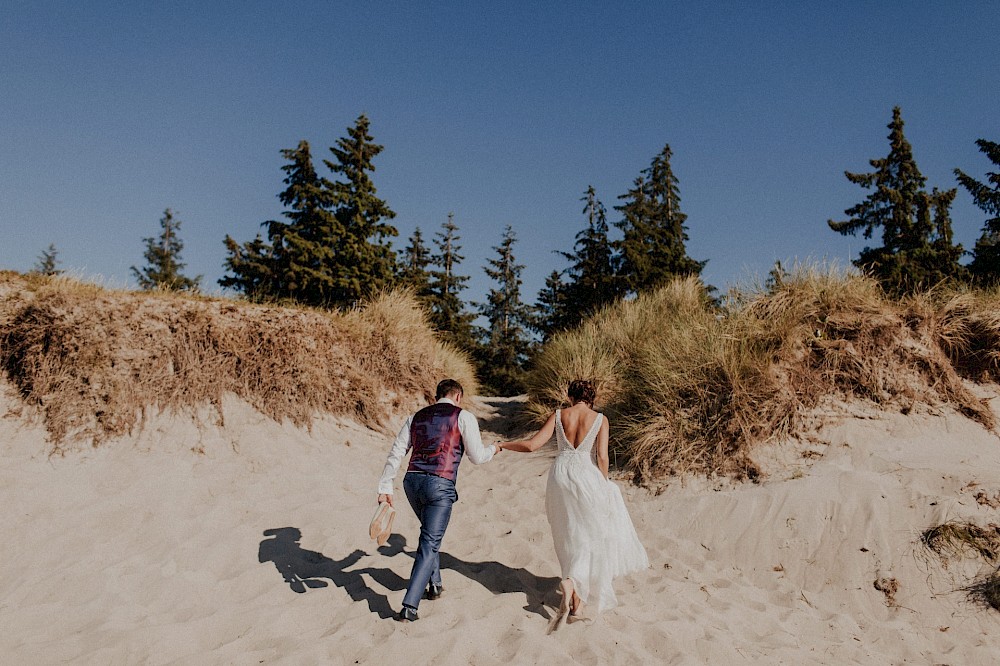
left=2, top=388, right=1000, bottom=664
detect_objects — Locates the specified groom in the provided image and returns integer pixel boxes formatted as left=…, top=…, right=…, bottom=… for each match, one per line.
left=377, top=378, right=499, bottom=622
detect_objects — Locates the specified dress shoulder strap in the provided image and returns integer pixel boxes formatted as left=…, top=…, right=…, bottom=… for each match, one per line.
left=584, top=412, right=603, bottom=446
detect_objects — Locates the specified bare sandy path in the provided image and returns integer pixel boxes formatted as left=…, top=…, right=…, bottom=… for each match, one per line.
left=2, top=390, right=1000, bottom=664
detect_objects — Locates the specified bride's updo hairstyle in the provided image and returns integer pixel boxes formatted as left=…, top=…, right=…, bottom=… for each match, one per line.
left=567, top=379, right=597, bottom=407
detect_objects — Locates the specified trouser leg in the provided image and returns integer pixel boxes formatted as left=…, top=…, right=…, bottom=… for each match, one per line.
left=402, top=475, right=455, bottom=610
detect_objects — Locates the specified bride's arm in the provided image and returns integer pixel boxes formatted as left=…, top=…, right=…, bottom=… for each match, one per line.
left=596, top=416, right=610, bottom=479
left=498, top=413, right=557, bottom=453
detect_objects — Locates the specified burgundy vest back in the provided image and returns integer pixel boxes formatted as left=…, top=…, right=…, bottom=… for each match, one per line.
left=407, top=402, right=464, bottom=482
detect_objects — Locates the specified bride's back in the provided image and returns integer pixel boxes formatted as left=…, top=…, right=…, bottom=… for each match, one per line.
left=559, top=403, right=600, bottom=447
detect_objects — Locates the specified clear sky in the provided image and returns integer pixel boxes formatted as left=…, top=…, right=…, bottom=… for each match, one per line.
left=2, top=2, right=998, bottom=306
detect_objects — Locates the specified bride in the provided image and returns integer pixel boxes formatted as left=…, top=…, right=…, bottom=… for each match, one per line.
left=497, top=379, right=648, bottom=622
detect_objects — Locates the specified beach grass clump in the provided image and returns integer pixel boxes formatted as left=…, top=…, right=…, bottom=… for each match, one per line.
left=526, top=265, right=998, bottom=483
left=929, top=287, right=1000, bottom=382
left=922, top=521, right=1000, bottom=612
left=0, top=273, right=475, bottom=447
left=921, top=522, right=1000, bottom=562
left=966, top=572, right=1000, bottom=611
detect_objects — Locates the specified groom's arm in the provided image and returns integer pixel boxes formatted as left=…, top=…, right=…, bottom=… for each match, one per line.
left=377, top=416, right=413, bottom=498
left=459, top=410, right=497, bottom=464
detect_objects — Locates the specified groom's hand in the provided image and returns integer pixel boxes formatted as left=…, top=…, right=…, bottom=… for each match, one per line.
left=378, top=493, right=393, bottom=507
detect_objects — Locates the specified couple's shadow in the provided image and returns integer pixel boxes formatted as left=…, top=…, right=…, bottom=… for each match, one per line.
left=258, top=527, right=559, bottom=620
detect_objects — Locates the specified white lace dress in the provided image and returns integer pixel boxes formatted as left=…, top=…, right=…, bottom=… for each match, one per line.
left=545, top=410, right=649, bottom=612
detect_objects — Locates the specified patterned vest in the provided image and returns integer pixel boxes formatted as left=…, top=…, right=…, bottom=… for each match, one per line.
left=406, top=402, right=464, bottom=482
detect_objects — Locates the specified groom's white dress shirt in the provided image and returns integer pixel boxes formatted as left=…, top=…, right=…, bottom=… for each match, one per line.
left=377, top=397, right=496, bottom=495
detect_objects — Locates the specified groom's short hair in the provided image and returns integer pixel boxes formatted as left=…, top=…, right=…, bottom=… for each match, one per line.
left=436, top=379, right=464, bottom=400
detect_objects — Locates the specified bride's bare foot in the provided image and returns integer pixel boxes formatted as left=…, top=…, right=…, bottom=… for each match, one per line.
left=558, top=578, right=574, bottom=616
left=548, top=578, right=575, bottom=634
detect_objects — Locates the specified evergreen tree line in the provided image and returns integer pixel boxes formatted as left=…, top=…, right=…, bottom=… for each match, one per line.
left=37, top=108, right=1000, bottom=394
left=535, top=143, right=707, bottom=342
left=210, top=116, right=708, bottom=394
left=393, top=142, right=709, bottom=391
left=828, top=106, right=1000, bottom=295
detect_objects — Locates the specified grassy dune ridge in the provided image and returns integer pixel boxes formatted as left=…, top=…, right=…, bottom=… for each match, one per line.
left=0, top=271, right=475, bottom=449
left=527, top=267, right=1000, bottom=483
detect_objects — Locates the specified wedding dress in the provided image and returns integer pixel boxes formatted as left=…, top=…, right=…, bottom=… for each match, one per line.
left=545, top=409, right=649, bottom=612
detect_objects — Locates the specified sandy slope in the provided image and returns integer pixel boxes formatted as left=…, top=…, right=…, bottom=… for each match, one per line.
left=2, top=387, right=1000, bottom=664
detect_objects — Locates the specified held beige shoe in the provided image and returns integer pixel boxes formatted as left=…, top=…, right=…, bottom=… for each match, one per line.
left=369, top=502, right=396, bottom=546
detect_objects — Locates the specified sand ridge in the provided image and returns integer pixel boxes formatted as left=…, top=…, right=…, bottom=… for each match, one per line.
left=2, top=390, right=1000, bottom=664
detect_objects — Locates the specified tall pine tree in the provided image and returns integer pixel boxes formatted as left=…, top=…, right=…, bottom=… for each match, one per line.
left=533, top=270, right=570, bottom=341
left=324, top=114, right=398, bottom=304
left=398, top=226, right=433, bottom=299
left=956, top=139, right=1000, bottom=285
left=559, top=186, right=619, bottom=322
left=268, top=140, right=342, bottom=304
left=221, top=140, right=336, bottom=304
left=616, top=144, right=704, bottom=294
left=828, top=107, right=965, bottom=295
left=132, top=208, right=200, bottom=291
left=221, top=116, right=397, bottom=308
left=476, top=225, right=534, bottom=396
left=427, top=213, right=476, bottom=348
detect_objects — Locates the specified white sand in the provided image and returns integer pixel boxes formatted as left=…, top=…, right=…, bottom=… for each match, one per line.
left=2, top=386, right=1000, bottom=664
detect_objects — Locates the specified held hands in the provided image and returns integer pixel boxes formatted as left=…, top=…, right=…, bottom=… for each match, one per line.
left=377, top=493, right=393, bottom=507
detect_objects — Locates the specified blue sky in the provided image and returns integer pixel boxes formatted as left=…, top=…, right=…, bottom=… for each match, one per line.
left=2, top=2, right=998, bottom=306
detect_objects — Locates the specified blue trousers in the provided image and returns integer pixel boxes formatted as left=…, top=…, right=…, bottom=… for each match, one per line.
left=401, top=472, right=457, bottom=610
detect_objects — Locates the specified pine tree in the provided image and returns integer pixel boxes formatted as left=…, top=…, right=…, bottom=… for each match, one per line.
left=533, top=270, right=570, bottom=341
left=476, top=225, right=534, bottom=395
left=426, top=213, right=476, bottom=348
left=398, top=227, right=433, bottom=299
left=558, top=186, right=619, bottom=326
left=829, top=107, right=966, bottom=295
left=956, top=139, right=1000, bottom=285
left=220, top=140, right=335, bottom=304
left=324, top=114, right=398, bottom=304
left=220, top=233, right=277, bottom=300
left=32, top=243, right=62, bottom=276
left=132, top=208, right=200, bottom=291
left=616, top=144, right=705, bottom=294
left=221, top=117, right=397, bottom=308
left=267, top=140, right=343, bottom=305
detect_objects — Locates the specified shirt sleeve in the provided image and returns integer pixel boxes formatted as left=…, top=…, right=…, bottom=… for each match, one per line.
left=377, top=416, right=413, bottom=495
left=459, top=409, right=496, bottom=465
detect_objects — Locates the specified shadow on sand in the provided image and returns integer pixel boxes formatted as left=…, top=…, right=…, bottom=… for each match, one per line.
left=257, top=527, right=403, bottom=619
left=258, top=528, right=558, bottom=620
left=476, top=397, right=539, bottom=439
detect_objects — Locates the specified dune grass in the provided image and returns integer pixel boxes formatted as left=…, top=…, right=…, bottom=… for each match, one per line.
left=0, top=272, right=476, bottom=449
left=922, top=522, right=1000, bottom=562
left=967, top=573, right=1000, bottom=611
left=922, top=521, right=1000, bottom=611
left=526, top=266, right=1000, bottom=483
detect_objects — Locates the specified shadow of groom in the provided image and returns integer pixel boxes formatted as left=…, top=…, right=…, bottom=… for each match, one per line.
left=258, top=528, right=559, bottom=621
left=258, top=527, right=405, bottom=619
left=379, top=533, right=559, bottom=620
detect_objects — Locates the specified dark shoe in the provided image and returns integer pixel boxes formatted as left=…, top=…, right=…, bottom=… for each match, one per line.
left=395, top=605, right=419, bottom=622
left=424, top=583, right=444, bottom=600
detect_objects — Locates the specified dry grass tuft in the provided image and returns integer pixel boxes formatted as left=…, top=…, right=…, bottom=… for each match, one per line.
left=966, top=572, right=1000, bottom=611
left=922, top=521, right=1000, bottom=612
left=0, top=274, right=476, bottom=448
left=926, top=287, right=1000, bottom=382
left=921, top=522, right=1000, bottom=562
left=527, top=265, right=998, bottom=483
